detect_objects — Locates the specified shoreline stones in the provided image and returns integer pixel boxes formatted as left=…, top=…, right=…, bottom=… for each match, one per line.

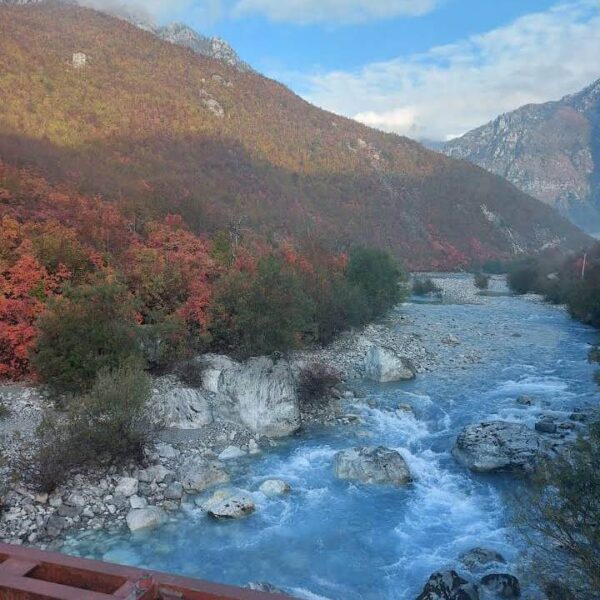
left=126, top=506, right=167, bottom=532
left=334, top=446, right=412, bottom=485
left=452, top=421, right=549, bottom=473
left=177, top=456, right=229, bottom=492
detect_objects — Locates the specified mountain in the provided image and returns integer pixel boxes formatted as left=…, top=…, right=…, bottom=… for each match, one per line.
left=444, top=80, right=600, bottom=234
left=0, top=1, right=590, bottom=269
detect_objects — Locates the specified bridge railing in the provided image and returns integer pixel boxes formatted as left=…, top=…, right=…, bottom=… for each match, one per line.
left=0, top=542, right=294, bottom=600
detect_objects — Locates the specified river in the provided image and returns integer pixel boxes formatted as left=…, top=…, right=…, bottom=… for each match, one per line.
left=62, top=275, right=600, bottom=599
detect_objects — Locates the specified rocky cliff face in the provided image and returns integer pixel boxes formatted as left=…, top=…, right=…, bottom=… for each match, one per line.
left=444, top=79, right=600, bottom=233
left=155, top=23, right=251, bottom=72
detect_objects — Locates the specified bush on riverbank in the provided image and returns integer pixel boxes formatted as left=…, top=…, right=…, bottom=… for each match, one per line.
left=506, top=245, right=600, bottom=327
left=297, top=362, right=341, bottom=408
left=33, top=360, right=153, bottom=492
left=473, top=272, right=490, bottom=290
left=412, top=277, right=440, bottom=296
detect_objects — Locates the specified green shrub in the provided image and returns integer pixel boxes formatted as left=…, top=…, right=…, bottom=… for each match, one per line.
left=297, top=362, right=341, bottom=408
left=210, top=254, right=315, bottom=358
left=32, top=278, right=144, bottom=393
left=412, top=277, right=440, bottom=296
left=507, top=262, right=539, bottom=295
left=474, top=272, right=490, bottom=290
left=347, top=247, right=406, bottom=318
left=0, top=402, right=9, bottom=420
left=33, top=360, right=153, bottom=492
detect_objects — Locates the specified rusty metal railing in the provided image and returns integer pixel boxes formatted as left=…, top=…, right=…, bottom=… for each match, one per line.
left=0, top=542, right=294, bottom=600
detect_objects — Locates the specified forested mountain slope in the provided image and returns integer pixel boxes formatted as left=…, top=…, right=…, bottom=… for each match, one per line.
left=0, top=1, right=589, bottom=269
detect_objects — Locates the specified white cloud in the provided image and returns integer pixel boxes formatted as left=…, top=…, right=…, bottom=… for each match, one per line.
left=76, top=0, right=224, bottom=28
left=293, top=0, right=600, bottom=140
left=233, top=0, right=440, bottom=24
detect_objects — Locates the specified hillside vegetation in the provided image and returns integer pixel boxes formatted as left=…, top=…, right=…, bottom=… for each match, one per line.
left=0, top=1, right=589, bottom=271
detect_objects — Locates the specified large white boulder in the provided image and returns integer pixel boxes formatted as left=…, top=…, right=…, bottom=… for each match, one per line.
left=214, top=357, right=301, bottom=438
left=364, top=345, right=416, bottom=383
left=126, top=507, right=166, bottom=532
left=199, top=488, right=255, bottom=520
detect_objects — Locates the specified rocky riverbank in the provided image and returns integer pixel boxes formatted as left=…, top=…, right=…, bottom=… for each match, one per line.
left=0, top=274, right=592, bottom=582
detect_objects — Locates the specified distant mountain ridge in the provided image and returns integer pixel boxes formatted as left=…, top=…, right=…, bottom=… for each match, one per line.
left=0, top=1, right=590, bottom=269
left=444, top=79, right=600, bottom=233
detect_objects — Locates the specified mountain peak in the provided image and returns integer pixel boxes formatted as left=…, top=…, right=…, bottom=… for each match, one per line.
left=444, top=78, right=600, bottom=233
left=155, top=24, right=251, bottom=72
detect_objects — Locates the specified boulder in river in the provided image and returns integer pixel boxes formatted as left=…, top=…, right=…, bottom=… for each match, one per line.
left=246, top=582, right=288, bottom=594
left=364, top=345, right=416, bottom=383
left=259, top=479, right=291, bottom=497
left=452, top=421, right=549, bottom=473
left=200, top=488, right=256, bottom=520
left=480, top=573, right=520, bottom=598
left=415, top=570, right=479, bottom=600
left=459, top=547, right=506, bottom=570
left=177, top=456, right=229, bottom=492
left=334, top=446, right=412, bottom=485
left=126, top=507, right=166, bottom=532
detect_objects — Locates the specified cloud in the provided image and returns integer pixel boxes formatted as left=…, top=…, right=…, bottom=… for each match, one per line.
left=293, top=0, right=600, bottom=140
left=76, top=0, right=225, bottom=28
left=233, top=0, right=440, bottom=24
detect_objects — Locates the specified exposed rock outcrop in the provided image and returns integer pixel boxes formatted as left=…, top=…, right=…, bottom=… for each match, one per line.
left=444, top=78, right=600, bottom=232
left=211, top=356, right=301, bottom=438
left=334, top=446, right=412, bottom=486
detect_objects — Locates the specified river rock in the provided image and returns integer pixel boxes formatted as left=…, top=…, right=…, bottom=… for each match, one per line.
left=152, top=377, right=213, bottom=429
left=126, top=507, right=166, bottom=532
left=364, top=345, right=416, bottom=383
left=246, top=581, right=287, bottom=594
left=129, top=495, right=147, bottom=509
left=115, top=477, right=138, bottom=498
left=416, top=571, right=479, bottom=600
left=218, top=446, right=247, bottom=461
left=201, top=489, right=255, bottom=520
left=213, top=356, right=301, bottom=438
left=452, top=421, right=548, bottom=473
left=535, top=419, right=557, bottom=434
left=164, top=482, right=184, bottom=500
left=334, top=446, right=412, bottom=485
left=259, top=479, right=291, bottom=497
left=480, top=574, right=520, bottom=598
left=177, top=456, right=229, bottom=492
left=459, top=547, right=506, bottom=570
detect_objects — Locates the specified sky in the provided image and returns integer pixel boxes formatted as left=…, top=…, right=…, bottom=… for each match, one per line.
left=81, top=0, right=600, bottom=141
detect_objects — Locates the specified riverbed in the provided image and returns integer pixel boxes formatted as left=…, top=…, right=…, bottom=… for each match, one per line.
left=61, top=275, right=600, bottom=599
